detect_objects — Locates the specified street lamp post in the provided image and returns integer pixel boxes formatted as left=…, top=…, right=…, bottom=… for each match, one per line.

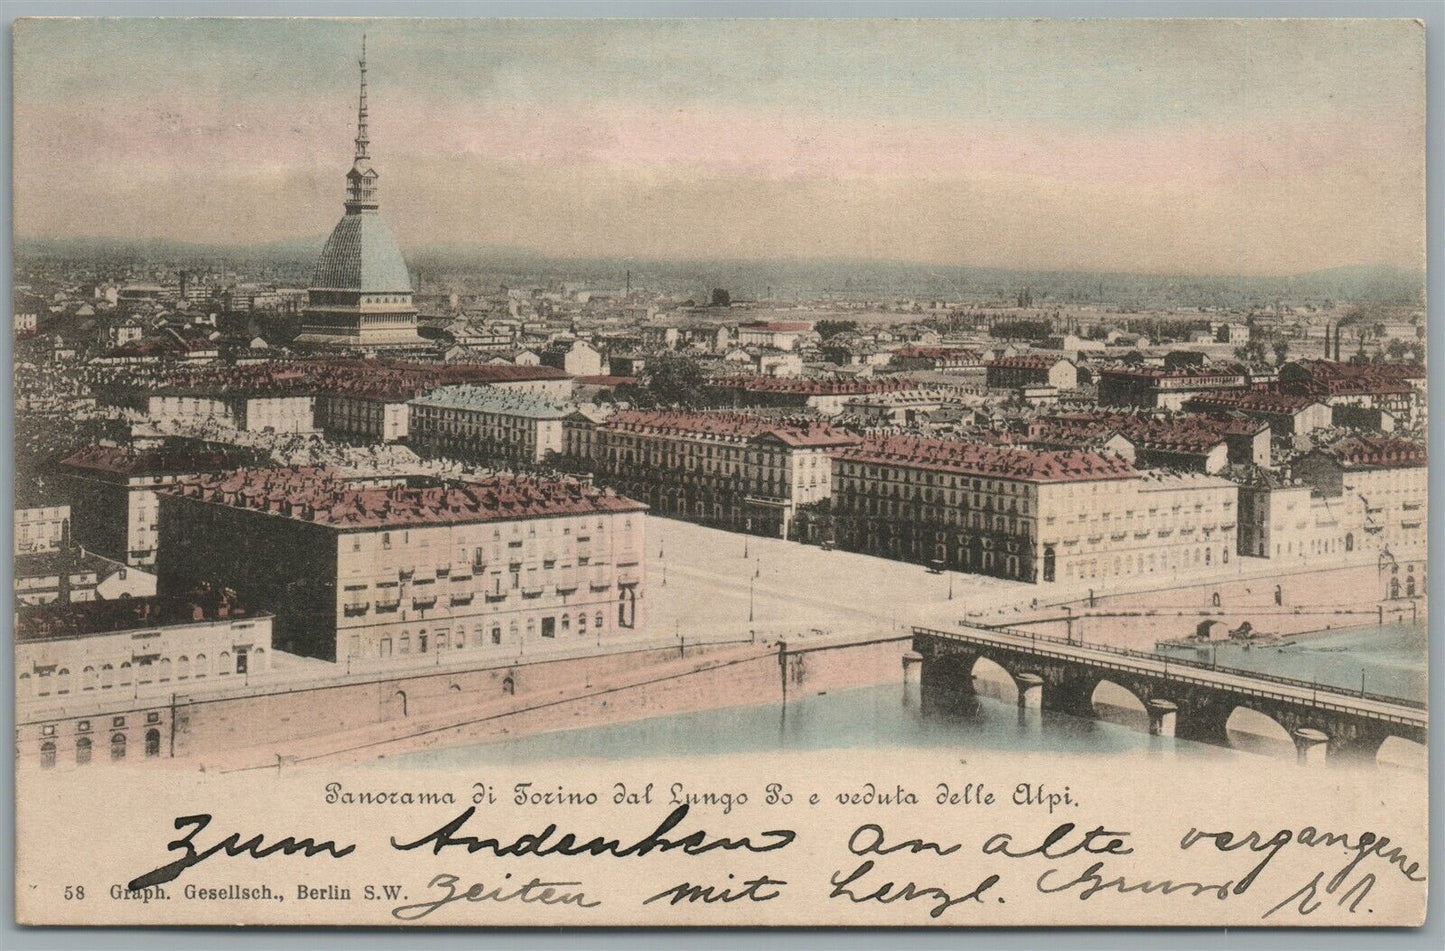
left=749, top=577, right=755, bottom=623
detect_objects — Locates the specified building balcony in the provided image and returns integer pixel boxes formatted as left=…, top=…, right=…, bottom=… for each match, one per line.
left=412, top=597, right=438, bottom=611
left=375, top=601, right=401, bottom=614
left=450, top=593, right=474, bottom=607
left=343, top=603, right=370, bottom=618
left=485, top=591, right=508, bottom=603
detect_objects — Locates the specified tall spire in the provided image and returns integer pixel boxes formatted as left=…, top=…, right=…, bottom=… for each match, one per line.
left=345, top=33, right=379, bottom=212
left=355, top=34, right=369, bottom=161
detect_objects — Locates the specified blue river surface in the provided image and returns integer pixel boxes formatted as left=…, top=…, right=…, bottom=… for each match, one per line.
left=386, top=622, right=1426, bottom=768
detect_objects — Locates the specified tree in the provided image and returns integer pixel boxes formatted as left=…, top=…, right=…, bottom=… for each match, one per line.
left=1234, top=341, right=1268, bottom=364
left=1385, top=339, right=1424, bottom=363
left=1271, top=338, right=1289, bottom=365
left=622, top=354, right=710, bottom=408
left=709, top=288, right=731, bottom=307
left=816, top=319, right=858, bottom=340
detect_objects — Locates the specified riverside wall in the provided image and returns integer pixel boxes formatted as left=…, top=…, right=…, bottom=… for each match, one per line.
left=18, top=635, right=912, bottom=770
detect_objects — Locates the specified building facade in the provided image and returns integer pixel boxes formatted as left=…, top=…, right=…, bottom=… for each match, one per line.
left=409, top=384, right=571, bottom=464
left=1236, top=479, right=1364, bottom=564
left=566, top=410, right=861, bottom=538
left=986, top=356, right=1078, bottom=391
left=1098, top=367, right=1249, bottom=410
left=17, top=592, right=272, bottom=707
left=1292, top=437, right=1427, bottom=565
left=737, top=321, right=812, bottom=351
left=156, top=468, right=647, bottom=666
left=147, top=392, right=318, bottom=433
left=15, top=503, right=71, bottom=555
left=830, top=435, right=1238, bottom=584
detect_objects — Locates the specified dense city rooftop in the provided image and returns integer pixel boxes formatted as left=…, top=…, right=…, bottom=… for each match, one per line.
left=1321, top=436, right=1427, bottom=469
left=166, top=467, right=646, bottom=529
left=709, top=375, right=921, bottom=396
left=599, top=410, right=862, bottom=448
left=840, top=434, right=1139, bottom=483
left=410, top=384, right=571, bottom=419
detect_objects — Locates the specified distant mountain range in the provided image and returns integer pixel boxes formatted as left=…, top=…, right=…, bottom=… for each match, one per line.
left=14, top=235, right=1424, bottom=308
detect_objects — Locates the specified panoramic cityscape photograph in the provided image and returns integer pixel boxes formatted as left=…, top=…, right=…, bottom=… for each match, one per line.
left=10, top=15, right=1431, bottom=930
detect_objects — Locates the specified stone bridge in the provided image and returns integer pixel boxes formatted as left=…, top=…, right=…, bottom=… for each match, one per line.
left=909, top=624, right=1427, bottom=763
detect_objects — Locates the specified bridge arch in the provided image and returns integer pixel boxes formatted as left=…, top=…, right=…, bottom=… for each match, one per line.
left=1224, top=706, right=1293, bottom=757
left=1090, top=679, right=1149, bottom=731
left=1376, top=735, right=1427, bottom=771
left=969, top=656, right=1018, bottom=703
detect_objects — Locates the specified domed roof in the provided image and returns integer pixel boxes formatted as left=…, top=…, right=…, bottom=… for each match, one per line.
left=311, top=210, right=413, bottom=293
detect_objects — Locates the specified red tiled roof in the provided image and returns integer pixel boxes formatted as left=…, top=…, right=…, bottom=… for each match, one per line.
left=709, top=375, right=920, bottom=396
left=600, top=411, right=862, bottom=448
left=1324, top=436, right=1427, bottom=469
left=987, top=356, right=1069, bottom=370
left=164, top=468, right=646, bottom=529
left=1032, top=411, right=1264, bottom=454
left=1184, top=391, right=1323, bottom=414
left=1283, top=360, right=1421, bottom=398
left=840, top=434, right=1138, bottom=483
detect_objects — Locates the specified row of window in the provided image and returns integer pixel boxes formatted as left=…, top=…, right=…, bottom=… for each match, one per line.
left=38, top=728, right=162, bottom=768
left=353, top=518, right=628, bottom=553
left=351, top=593, right=638, bottom=659
left=20, top=650, right=257, bottom=696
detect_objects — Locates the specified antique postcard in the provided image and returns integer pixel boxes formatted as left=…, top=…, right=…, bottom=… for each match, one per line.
left=11, top=17, right=1428, bottom=927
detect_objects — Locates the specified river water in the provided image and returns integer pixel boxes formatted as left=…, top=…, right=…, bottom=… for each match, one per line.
left=390, top=623, right=1425, bottom=769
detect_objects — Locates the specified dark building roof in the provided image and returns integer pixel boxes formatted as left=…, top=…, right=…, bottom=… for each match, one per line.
left=14, top=548, right=118, bottom=580
left=60, top=444, right=257, bottom=479
left=16, top=587, right=260, bottom=642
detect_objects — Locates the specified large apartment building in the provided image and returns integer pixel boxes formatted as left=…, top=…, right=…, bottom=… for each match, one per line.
left=60, top=443, right=259, bottom=567
left=1292, top=436, right=1427, bottom=566
left=1098, top=366, right=1249, bottom=410
left=409, top=384, right=571, bottom=464
left=155, top=468, right=647, bottom=665
left=564, top=410, right=861, bottom=538
left=830, top=435, right=1239, bottom=584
